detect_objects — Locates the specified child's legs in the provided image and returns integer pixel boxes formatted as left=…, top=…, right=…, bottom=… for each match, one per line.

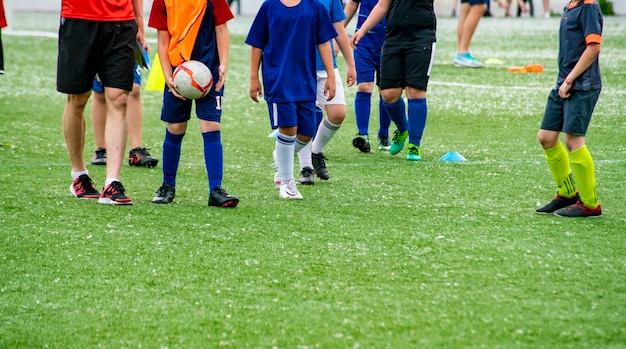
left=91, top=90, right=107, bottom=150
left=197, top=95, right=224, bottom=191
left=311, top=69, right=345, bottom=154
left=457, top=0, right=488, bottom=52
left=126, top=68, right=144, bottom=149
left=161, top=90, right=193, bottom=185
left=354, top=47, right=377, bottom=134
left=380, top=45, right=408, bottom=131
left=316, top=68, right=346, bottom=125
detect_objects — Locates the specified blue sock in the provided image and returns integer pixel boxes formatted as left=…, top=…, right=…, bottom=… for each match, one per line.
left=355, top=92, right=371, bottom=135
left=382, top=98, right=407, bottom=133
left=378, top=97, right=391, bottom=137
left=202, top=130, right=223, bottom=192
left=162, top=128, right=184, bottom=186
left=407, top=98, right=427, bottom=146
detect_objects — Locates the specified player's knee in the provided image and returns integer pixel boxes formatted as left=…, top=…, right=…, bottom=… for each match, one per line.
left=537, top=129, right=558, bottom=149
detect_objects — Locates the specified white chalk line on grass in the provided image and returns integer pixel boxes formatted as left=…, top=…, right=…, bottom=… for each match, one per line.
left=6, top=158, right=625, bottom=169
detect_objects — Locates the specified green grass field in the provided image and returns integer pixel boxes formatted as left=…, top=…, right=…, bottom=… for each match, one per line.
left=1, top=12, right=625, bottom=348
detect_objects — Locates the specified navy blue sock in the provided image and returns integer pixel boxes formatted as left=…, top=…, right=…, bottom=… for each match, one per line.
left=162, top=128, right=185, bottom=186
left=355, top=92, right=371, bottom=135
left=202, top=130, right=223, bottom=192
left=378, top=97, right=391, bottom=137
left=407, top=98, right=427, bottom=146
left=382, top=98, right=407, bottom=133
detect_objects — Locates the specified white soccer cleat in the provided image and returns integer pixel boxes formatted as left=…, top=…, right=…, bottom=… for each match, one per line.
left=279, top=179, right=303, bottom=200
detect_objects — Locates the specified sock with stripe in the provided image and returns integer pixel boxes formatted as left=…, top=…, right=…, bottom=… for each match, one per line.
left=276, top=133, right=296, bottom=183
left=544, top=142, right=576, bottom=197
left=569, top=145, right=599, bottom=208
left=311, top=118, right=341, bottom=154
left=297, top=138, right=311, bottom=169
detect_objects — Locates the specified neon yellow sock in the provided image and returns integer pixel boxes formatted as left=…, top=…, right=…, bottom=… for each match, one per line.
left=544, top=142, right=576, bottom=197
left=570, top=145, right=599, bottom=208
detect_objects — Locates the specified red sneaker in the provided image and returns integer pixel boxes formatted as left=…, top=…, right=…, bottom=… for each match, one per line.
left=554, top=201, right=602, bottom=218
left=98, top=181, right=133, bottom=205
left=70, top=174, right=100, bottom=199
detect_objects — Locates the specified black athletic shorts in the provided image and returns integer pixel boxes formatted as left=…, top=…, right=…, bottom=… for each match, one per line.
left=380, top=42, right=436, bottom=92
left=57, top=18, right=137, bottom=94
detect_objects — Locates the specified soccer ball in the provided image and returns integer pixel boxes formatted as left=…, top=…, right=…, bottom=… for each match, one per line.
left=172, top=60, right=213, bottom=99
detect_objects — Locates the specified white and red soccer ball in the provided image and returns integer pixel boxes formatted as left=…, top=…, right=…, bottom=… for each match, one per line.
left=172, top=60, right=213, bottom=99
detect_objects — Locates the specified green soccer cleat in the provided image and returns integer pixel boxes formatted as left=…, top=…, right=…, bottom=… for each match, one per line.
left=389, top=130, right=408, bottom=155
left=406, top=143, right=422, bottom=161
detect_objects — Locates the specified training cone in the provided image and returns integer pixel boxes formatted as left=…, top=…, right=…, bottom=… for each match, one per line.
left=145, top=53, right=166, bottom=91
left=439, top=151, right=467, bottom=162
left=508, top=64, right=544, bottom=73
left=484, top=58, right=503, bottom=66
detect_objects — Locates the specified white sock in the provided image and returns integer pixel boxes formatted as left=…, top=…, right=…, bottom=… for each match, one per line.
left=104, top=178, right=119, bottom=187
left=276, top=134, right=296, bottom=184
left=312, top=118, right=342, bottom=154
left=298, top=142, right=312, bottom=170
left=71, top=170, right=88, bottom=180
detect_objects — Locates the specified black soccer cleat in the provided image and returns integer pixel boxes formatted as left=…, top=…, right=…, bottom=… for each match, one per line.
left=208, top=186, right=239, bottom=208
left=152, top=183, right=176, bottom=204
left=311, top=152, right=330, bottom=180
left=352, top=134, right=371, bottom=153
left=128, top=147, right=158, bottom=167
left=536, top=192, right=579, bottom=214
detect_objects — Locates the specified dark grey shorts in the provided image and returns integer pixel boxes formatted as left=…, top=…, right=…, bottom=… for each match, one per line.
left=540, top=87, right=601, bottom=136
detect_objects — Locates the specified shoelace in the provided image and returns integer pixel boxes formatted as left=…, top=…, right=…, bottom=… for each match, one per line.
left=109, top=181, right=126, bottom=195
left=213, top=187, right=227, bottom=196
left=312, top=153, right=327, bottom=167
left=285, top=180, right=298, bottom=194
left=156, top=185, right=169, bottom=196
left=391, top=130, right=403, bottom=142
left=133, top=147, right=153, bottom=157
left=77, top=175, right=95, bottom=192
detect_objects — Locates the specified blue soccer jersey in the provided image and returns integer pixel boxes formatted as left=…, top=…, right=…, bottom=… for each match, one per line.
left=314, top=0, right=346, bottom=71
left=558, top=0, right=603, bottom=90
left=353, top=0, right=386, bottom=49
left=246, top=0, right=337, bottom=103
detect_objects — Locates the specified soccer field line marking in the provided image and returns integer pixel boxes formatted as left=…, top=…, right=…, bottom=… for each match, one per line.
left=6, top=158, right=625, bottom=169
